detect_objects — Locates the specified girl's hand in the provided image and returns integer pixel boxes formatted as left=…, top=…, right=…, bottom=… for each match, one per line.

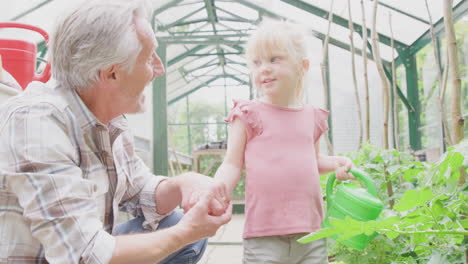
left=176, top=173, right=230, bottom=216
left=335, top=156, right=355, bottom=181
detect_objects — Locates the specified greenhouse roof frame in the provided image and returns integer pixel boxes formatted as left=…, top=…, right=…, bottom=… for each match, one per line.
left=3, top=0, right=467, bottom=174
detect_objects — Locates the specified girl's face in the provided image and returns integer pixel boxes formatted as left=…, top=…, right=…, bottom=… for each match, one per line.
left=250, top=51, right=302, bottom=102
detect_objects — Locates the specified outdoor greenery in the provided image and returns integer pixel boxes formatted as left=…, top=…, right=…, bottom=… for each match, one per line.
left=308, top=142, right=468, bottom=263
left=416, top=20, right=468, bottom=149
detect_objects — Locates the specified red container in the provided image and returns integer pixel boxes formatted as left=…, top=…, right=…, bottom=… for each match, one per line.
left=0, top=22, right=51, bottom=89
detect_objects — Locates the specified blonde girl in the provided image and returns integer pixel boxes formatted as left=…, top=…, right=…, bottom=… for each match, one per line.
left=214, top=20, right=355, bottom=264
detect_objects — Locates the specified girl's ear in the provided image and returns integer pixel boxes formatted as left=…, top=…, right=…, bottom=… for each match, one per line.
left=302, top=58, right=310, bottom=72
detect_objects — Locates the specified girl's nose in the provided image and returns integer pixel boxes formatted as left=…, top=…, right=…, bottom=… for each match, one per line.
left=260, top=63, right=271, bottom=73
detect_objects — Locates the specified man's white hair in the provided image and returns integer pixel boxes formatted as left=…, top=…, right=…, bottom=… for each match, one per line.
left=50, top=0, right=152, bottom=90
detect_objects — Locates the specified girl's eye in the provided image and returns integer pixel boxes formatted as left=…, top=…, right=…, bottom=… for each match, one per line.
left=253, top=60, right=261, bottom=66
left=271, top=57, right=280, bottom=63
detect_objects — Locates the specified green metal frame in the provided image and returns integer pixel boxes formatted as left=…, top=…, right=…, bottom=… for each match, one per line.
left=403, top=53, right=422, bottom=150
left=10, top=0, right=54, bottom=21
left=153, top=43, right=169, bottom=175
left=278, top=0, right=409, bottom=50
left=17, top=0, right=464, bottom=171
left=150, top=0, right=467, bottom=170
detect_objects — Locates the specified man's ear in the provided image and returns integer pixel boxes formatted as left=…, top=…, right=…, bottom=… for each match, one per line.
left=302, top=58, right=310, bottom=72
left=100, top=65, right=118, bottom=83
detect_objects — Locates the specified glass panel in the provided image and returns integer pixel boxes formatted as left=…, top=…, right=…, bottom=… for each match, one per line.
left=327, top=45, right=386, bottom=152
left=189, top=85, right=227, bottom=121
left=168, top=124, right=190, bottom=154
left=398, top=66, right=410, bottom=150
left=154, top=1, right=206, bottom=26
left=381, top=0, right=463, bottom=22
left=168, top=98, right=187, bottom=124
left=293, top=0, right=465, bottom=45
left=217, top=2, right=260, bottom=21
left=2, top=0, right=74, bottom=42
left=190, top=124, right=227, bottom=149
left=439, top=15, right=468, bottom=139
left=416, top=42, right=443, bottom=150
left=0, top=0, right=46, bottom=21
left=226, top=84, right=250, bottom=106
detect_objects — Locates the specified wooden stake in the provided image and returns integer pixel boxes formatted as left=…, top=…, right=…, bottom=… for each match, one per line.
left=371, top=0, right=390, bottom=149
left=360, top=0, right=371, bottom=143
left=321, top=0, right=335, bottom=155
left=348, top=0, right=363, bottom=148
left=443, top=0, right=464, bottom=145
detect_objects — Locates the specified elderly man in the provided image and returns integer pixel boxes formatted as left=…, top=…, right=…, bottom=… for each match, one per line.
left=0, top=0, right=231, bottom=263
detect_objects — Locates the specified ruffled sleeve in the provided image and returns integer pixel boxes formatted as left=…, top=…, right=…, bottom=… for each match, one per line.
left=313, top=107, right=329, bottom=143
left=225, top=99, right=263, bottom=140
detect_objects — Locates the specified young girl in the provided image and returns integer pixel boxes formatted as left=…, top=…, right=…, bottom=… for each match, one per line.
left=214, top=20, right=355, bottom=264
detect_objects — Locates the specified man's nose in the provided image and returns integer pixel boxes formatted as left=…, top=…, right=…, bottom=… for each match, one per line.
left=153, top=54, right=165, bottom=77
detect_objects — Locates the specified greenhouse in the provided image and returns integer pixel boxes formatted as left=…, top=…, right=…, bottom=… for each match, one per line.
left=0, top=0, right=467, bottom=263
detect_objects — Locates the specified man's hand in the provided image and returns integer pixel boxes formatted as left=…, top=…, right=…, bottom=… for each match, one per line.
left=174, top=173, right=230, bottom=216
left=176, top=193, right=232, bottom=244
left=335, top=156, right=355, bottom=181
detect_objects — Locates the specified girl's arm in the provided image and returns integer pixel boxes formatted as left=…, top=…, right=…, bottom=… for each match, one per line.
left=214, top=118, right=247, bottom=194
left=315, top=139, right=355, bottom=181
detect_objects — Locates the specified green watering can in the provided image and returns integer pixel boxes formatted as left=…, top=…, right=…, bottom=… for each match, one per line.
left=300, top=168, right=384, bottom=250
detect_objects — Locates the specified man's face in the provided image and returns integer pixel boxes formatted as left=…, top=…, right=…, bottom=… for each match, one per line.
left=117, top=18, right=165, bottom=114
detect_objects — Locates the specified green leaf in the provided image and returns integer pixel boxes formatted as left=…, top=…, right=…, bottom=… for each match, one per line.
left=297, top=228, right=340, bottom=244
left=460, top=219, right=468, bottom=229
left=431, top=200, right=449, bottom=219
left=394, top=187, right=433, bottom=211
left=412, top=233, right=428, bottom=244
left=382, top=230, right=399, bottom=240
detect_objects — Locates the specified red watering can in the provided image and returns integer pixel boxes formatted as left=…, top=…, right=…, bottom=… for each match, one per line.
left=0, top=22, right=51, bottom=89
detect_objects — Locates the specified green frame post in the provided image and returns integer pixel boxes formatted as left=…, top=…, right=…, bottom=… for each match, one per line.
left=403, top=54, right=422, bottom=151
left=153, top=43, right=169, bottom=175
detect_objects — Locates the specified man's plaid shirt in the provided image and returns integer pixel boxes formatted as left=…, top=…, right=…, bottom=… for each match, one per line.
left=0, top=82, right=168, bottom=263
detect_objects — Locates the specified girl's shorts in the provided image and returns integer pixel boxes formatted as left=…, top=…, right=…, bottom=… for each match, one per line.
left=243, top=234, right=328, bottom=264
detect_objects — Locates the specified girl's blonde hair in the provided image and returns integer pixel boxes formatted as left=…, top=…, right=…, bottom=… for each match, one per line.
left=245, top=19, right=308, bottom=101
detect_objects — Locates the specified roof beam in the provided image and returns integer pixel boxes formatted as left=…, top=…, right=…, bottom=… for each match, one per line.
left=378, top=2, right=429, bottom=25
left=217, top=6, right=255, bottom=24
left=226, top=74, right=248, bottom=85
left=204, top=0, right=229, bottom=79
left=168, top=76, right=220, bottom=105
left=186, top=52, right=242, bottom=56
left=158, top=33, right=248, bottom=45
left=235, top=0, right=282, bottom=19
left=157, top=6, right=205, bottom=31
left=278, top=0, right=408, bottom=50
left=235, top=0, right=385, bottom=63
left=184, top=57, right=219, bottom=75
left=10, top=0, right=53, bottom=21
left=158, top=19, right=209, bottom=31
left=407, top=0, right=468, bottom=58
left=153, top=0, right=184, bottom=16
left=168, top=45, right=209, bottom=66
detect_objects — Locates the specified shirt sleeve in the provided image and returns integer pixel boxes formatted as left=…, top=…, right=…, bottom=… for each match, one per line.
left=225, top=99, right=263, bottom=140
left=2, top=105, right=115, bottom=264
left=313, top=107, right=330, bottom=143
left=117, top=131, right=170, bottom=231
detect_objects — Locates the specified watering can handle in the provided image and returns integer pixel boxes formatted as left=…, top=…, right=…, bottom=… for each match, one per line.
left=0, top=22, right=51, bottom=83
left=326, top=168, right=378, bottom=208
